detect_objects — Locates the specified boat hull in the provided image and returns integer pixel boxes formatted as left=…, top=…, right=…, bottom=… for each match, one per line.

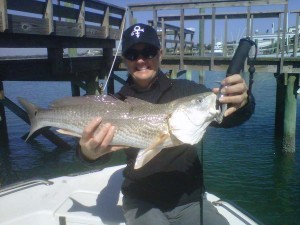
left=0, top=165, right=263, bottom=225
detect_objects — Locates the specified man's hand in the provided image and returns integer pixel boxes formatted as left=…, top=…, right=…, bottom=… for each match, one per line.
left=79, top=117, right=125, bottom=161
left=212, top=74, right=248, bottom=117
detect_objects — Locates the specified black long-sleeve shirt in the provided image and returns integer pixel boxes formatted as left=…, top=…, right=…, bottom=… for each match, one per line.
left=118, top=70, right=255, bottom=210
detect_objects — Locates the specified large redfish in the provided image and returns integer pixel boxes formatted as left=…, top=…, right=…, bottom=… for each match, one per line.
left=18, top=92, right=224, bottom=169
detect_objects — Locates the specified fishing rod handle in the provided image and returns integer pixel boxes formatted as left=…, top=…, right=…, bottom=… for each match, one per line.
left=226, top=37, right=255, bottom=77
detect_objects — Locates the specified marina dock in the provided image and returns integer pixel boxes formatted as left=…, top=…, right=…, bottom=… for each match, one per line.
left=0, top=0, right=299, bottom=152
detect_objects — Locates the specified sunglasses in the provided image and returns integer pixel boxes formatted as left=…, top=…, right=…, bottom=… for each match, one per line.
left=123, top=47, right=159, bottom=61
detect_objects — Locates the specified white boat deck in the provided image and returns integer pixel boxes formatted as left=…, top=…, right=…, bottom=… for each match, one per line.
left=0, top=165, right=263, bottom=225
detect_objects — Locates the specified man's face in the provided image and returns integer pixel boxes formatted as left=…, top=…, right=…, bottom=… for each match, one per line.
left=124, top=43, right=162, bottom=88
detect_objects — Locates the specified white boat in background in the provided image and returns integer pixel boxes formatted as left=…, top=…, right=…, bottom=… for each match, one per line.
left=214, top=41, right=224, bottom=54
left=0, top=165, right=264, bottom=225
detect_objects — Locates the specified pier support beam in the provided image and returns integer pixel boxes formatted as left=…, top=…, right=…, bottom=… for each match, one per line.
left=0, top=81, right=9, bottom=146
left=103, top=48, right=114, bottom=94
left=275, top=73, right=298, bottom=153
left=283, top=73, right=298, bottom=153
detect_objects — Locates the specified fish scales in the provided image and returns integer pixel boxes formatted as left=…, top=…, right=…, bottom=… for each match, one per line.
left=18, top=92, right=224, bottom=169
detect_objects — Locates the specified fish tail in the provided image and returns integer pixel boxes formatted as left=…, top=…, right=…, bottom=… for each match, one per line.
left=18, top=97, right=40, bottom=141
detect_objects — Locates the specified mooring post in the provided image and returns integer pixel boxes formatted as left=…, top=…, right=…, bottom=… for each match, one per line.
left=0, top=81, right=9, bottom=146
left=275, top=73, right=285, bottom=138
left=282, top=73, right=298, bottom=153
left=199, top=70, right=205, bottom=85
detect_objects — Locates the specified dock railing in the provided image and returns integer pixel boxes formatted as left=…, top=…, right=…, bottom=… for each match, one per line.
left=0, top=0, right=126, bottom=146
left=127, top=0, right=293, bottom=71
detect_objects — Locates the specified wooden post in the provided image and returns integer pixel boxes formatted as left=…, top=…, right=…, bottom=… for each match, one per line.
left=161, top=18, right=166, bottom=55
left=0, top=0, right=8, bottom=32
left=199, top=70, right=205, bottom=85
left=179, top=9, right=184, bottom=70
left=71, top=82, right=81, bottom=96
left=275, top=73, right=285, bottom=138
left=224, top=15, right=228, bottom=57
left=47, top=48, right=64, bottom=76
left=86, top=71, right=101, bottom=95
left=103, top=48, right=114, bottom=94
left=293, top=12, right=299, bottom=57
left=199, top=12, right=205, bottom=56
left=282, top=74, right=298, bottom=153
left=0, top=81, right=9, bottom=146
left=186, top=70, right=192, bottom=81
left=170, top=70, right=178, bottom=79
left=210, top=7, right=216, bottom=69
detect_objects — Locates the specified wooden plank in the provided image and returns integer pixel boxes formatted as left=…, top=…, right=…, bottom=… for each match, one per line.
left=128, top=0, right=287, bottom=11
left=224, top=15, right=228, bottom=56
left=44, top=0, right=54, bottom=34
left=179, top=8, right=184, bottom=69
left=210, top=7, right=216, bottom=69
left=60, top=0, right=125, bottom=15
left=164, top=39, right=193, bottom=45
left=7, top=0, right=45, bottom=15
left=102, top=6, right=109, bottom=38
left=161, top=18, right=166, bottom=54
left=7, top=14, right=49, bottom=35
left=293, top=13, right=299, bottom=57
left=0, top=0, right=8, bottom=32
left=109, top=27, right=122, bottom=40
left=85, top=24, right=107, bottom=39
left=54, top=20, right=81, bottom=37
left=157, top=10, right=284, bottom=21
left=0, top=56, right=113, bottom=81
left=0, top=32, right=116, bottom=48
left=6, top=1, right=124, bottom=28
left=149, top=20, right=195, bottom=34
left=7, top=0, right=125, bottom=17
left=78, top=0, right=85, bottom=37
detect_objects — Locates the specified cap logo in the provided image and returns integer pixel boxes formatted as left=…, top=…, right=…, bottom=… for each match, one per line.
left=131, top=25, right=144, bottom=38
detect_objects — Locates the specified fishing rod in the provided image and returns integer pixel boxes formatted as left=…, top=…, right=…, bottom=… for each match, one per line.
left=200, top=37, right=257, bottom=225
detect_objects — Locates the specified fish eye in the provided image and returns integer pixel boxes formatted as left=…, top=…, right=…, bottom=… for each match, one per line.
left=196, top=99, right=203, bottom=103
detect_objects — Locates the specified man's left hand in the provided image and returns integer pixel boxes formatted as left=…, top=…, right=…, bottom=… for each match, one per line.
left=212, top=74, right=248, bottom=117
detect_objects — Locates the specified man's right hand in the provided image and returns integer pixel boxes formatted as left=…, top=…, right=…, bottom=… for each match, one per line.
left=79, top=117, right=124, bottom=161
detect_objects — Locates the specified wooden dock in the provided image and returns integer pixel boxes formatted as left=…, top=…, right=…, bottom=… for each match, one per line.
left=0, top=0, right=300, bottom=152
left=127, top=0, right=299, bottom=153
left=0, top=0, right=126, bottom=146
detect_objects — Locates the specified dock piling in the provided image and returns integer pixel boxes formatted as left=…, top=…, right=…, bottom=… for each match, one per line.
left=0, top=81, right=9, bottom=146
left=283, top=73, right=298, bottom=153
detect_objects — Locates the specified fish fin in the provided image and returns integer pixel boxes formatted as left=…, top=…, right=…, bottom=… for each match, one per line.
left=134, top=133, right=169, bottom=169
left=18, top=97, right=41, bottom=141
left=50, top=95, right=123, bottom=107
left=123, top=96, right=153, bottom=106
left=56, top=129, right=81, bottom=138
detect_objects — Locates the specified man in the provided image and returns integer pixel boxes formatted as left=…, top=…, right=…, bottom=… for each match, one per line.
left=78, top=23, right=255, bottom=225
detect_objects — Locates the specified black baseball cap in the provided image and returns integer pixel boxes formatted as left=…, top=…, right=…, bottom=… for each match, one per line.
left=122, top=23, right=161, bottom=55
